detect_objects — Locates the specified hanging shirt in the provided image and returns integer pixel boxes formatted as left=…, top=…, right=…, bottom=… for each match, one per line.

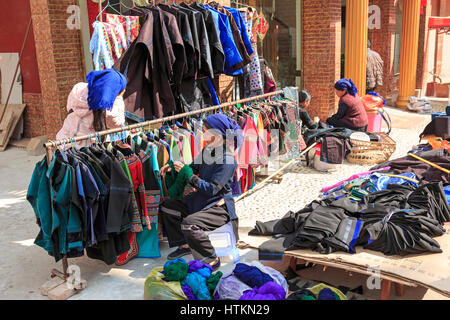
left=203, top=5, right=244, bottom=75
left=190, top=2, right=225, bottom=74
left=90, top=21, right=114, bottom=70
left=224, top=6, right=254, bottom=56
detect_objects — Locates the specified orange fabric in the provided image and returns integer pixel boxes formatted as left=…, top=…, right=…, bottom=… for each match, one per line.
left=361, top=94, right=384, bottom=112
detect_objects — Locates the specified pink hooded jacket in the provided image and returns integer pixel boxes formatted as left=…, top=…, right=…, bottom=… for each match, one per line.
left=56, top=82, right=125, bottom=149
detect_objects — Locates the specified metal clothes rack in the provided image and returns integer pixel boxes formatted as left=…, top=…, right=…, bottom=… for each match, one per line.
left=42, top=88, right=297, bottom=292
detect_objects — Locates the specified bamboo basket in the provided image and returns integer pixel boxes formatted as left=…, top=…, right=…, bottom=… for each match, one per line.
left=346, top=132, right=396, bottom=165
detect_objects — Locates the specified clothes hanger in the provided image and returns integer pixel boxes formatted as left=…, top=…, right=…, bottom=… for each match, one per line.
left=96, top=0, right=122, bottom=21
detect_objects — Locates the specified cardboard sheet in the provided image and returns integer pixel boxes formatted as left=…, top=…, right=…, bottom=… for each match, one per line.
left=239, top=225, right=450, bottom=297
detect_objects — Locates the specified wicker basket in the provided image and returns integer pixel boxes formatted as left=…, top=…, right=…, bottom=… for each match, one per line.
left=346, top=133, right=396, bottom=165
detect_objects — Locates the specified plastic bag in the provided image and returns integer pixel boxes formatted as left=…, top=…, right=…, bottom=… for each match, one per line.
left=247, top=261, right=289, bottom=295
left=143, top=267, right=188, bottom=300
left=308, top=283, right=348, bottom=300
left=215, top=261, right=289, bottom=300
left=361, top=93, right=385, bottom=112
left=215, top=273, right=252, bottom=300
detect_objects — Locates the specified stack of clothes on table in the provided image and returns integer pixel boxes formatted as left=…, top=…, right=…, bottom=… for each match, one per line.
left=248, top=163, right=450, bottom=260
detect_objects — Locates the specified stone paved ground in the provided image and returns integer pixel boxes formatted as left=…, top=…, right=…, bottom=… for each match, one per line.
left=236, top=106, right=433, bottom=228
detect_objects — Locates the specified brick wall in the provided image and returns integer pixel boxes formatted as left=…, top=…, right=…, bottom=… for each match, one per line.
left=302, top=0, right=342, bottom=121
left=23, top=93, right=44, bottom=138
left=416, top=0, right=431, bottom=89
left=48, top=0, right=85, bottom=129
left=30, top=0, right=84, bottom=139
left=368, top=0, right=397, bottom=99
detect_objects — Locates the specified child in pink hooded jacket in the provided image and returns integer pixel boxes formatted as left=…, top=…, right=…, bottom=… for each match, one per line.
left=56, top=69, right=127, bottom=148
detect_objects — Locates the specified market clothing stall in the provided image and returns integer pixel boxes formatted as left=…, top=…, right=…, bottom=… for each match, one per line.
left=33, top=88, right=303, bottom=300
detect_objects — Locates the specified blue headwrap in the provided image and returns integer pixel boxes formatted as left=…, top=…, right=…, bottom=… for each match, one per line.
left=86, top=69, right=127, bottom=111
left=334, top=78, right=358, bottom=97
left=204, top=113, right=244, bottom=150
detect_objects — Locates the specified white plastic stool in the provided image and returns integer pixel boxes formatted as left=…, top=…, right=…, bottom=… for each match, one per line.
left=206, top=222, right=240, bottom=263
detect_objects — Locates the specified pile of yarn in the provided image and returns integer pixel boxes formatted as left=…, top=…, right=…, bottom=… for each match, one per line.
left=164, top=161, right=194, bottom=200
left=215, top=262, right=287, bottom=300
left=162, top=258, right=223, bottom=300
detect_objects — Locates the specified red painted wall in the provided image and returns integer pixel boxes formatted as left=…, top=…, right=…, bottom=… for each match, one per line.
left=0, top=0, right=41, bottom=93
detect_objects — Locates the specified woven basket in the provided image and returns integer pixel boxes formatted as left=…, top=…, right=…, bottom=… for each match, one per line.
left=346, top=133, right=396, bottom=165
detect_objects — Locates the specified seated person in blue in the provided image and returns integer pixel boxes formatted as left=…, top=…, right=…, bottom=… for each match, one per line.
left=326, top=78, right=369, bottom=132
left=159, top=114, right=243, bottom=271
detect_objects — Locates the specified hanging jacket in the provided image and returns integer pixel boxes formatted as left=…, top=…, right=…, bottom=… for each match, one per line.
left=187, top=147, right=238, bottom=220
left=203, top=5, right=244, bottom=75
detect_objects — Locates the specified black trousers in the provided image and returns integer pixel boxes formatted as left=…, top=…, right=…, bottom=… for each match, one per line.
left=160, top=199, right=239, bottom=264
left=326, top=117, right=368, bottom=132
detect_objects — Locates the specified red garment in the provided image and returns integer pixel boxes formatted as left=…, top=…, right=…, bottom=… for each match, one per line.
left=238, top=116, right=259, bottom=168
left=126, top=154, right=151, bottom=230
left=88, top=0, right=104, bottom=36
left=339, top=93, right=369, bottom=129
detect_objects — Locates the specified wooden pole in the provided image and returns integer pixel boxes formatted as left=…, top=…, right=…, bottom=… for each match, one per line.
left=407, top=153, right=450, bottom=174
left=235, top=142, right=318, bottom=202
left=99, top=0, right=103, bottom=22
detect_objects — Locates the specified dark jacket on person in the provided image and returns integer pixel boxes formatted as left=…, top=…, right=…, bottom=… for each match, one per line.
left=187, top=147, right=238, bottom=220
left=331, top=93, right=368, bottom=129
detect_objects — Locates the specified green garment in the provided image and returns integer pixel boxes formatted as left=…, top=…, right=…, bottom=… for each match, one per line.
left=165, top=162, right=194, bottom=200
left=27, top=155, right=77, bottom=259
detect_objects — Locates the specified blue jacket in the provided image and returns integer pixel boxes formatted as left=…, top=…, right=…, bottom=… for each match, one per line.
left=203, top=5, right=243, bottom=76
left=224, top=6, right=254, bottom=56
left=187, top=147, right=238, bottom=220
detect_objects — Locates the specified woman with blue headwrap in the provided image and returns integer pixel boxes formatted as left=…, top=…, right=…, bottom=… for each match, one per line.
left=326, top=78, right=368, bottom=132
left=159, top=114, right=243, bottom=272
left=56, top=69, right=127, bottom=148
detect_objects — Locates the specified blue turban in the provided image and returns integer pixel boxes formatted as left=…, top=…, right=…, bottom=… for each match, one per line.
left=86, top=69, right=127, bottom=111
left=204, top=113, right=244, bottom=150
left=334, top=78, right=358, bottom=97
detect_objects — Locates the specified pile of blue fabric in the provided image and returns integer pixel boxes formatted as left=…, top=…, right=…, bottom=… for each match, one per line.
left=161, top=258, right=223, bottom=300
left=233, top=263, right=286, bottom=300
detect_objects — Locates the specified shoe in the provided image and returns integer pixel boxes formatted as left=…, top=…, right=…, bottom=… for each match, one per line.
left=115, top=231, right=139, bottom=266
left=167, top=246, right=191, bottom=260
left=210, top=258, right=221, bottom=272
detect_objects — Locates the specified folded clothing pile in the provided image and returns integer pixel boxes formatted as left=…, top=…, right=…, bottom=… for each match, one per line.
left=249, top=180, right=449, bottom=259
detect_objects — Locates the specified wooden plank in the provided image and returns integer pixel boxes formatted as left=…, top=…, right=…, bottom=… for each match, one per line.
left=0, top=104, right=26, bottom=151
left=238, top=225, right=450, bottom=297
left=40, top=277, right=66, bottom=296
